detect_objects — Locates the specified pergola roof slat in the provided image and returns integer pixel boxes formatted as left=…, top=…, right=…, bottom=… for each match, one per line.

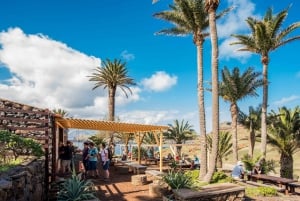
left=55, top=117, right=169, bottom=133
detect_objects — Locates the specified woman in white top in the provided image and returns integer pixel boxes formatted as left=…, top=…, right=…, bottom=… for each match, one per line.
left=100, top=142, right=110, bottom=180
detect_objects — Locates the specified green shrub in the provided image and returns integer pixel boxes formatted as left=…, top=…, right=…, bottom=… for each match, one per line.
left=0, top=130, right=44, bottom=161
left=246, top=186, right=277, bottom=197
left=162, top=170, right=192, bottom=189
left=211, top=171, right=233, bottom=183
left=132, top=147, right=147, bottom=159
left=185, top=170, right=199, bottom=180
left=57, top=173, right=96, bottom=201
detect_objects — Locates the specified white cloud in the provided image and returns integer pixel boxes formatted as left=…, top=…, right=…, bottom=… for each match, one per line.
left=141, top=71, right=177, bottom=92
left=0, top=27, right=142, bottom=119
left=120, top=50, right=135, bottom=61
left=218, top=0, right=259, bottom=60
left=273, top=95, right=300, bottom=106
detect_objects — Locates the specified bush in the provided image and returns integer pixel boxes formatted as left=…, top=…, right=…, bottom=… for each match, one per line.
left=162, top=170, right=192, bottom=189
left=211, top=171, right=233, bottom=183
left=246, top=186, right=277, bottom=197
left=132, top=147, right=147, bottom=159
left=0, top=130, right=44, bottom=162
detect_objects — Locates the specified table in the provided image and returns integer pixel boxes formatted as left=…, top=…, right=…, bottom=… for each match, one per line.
left=249, top=174, right=297, bottom=195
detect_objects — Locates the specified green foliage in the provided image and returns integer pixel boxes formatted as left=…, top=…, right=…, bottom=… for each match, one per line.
left=132, top=147, right=147, bottom=159
left=0, top=130, right=44, bottom=161
left=57, top=173, right=96, bottom=201
left=162, top=170, right=192, bottom=190
left=241, top=154, right=277, bottom=174
left=246, top=186, right=277, bottom=197
left=88, top=135, right=105, bottom=148
left=207, top=131, right=232, bottom=167
left=211, top=171, right=233, bottom=183
left=0, top=158, right=23, bottom=173
left=185, top=170, right=199, bottom=180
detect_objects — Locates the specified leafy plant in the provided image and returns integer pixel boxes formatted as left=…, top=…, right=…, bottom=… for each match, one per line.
left=241, top=154, right=276, bottom=174
left=246, top=186, right=277, bottom=197
left=162, top=170, right=192, bottom=190
left=0, top=130, right=44, bottom=161
left=132, top=147, right=147, bottom=159
left=211, top=171, right=233, bottom=183
left=57, top=173, right=96, bottom=201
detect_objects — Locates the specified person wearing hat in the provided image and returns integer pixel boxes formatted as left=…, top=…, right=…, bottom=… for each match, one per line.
left=231, top=161, right=245, bottom=180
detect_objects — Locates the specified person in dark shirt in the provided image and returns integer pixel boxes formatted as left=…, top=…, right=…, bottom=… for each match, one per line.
left=82, top=141, right=90, bottom=178
left=61, top=141, right=73, bottom=174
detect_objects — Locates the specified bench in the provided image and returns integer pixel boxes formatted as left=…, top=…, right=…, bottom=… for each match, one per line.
left=245, top=180, right=285, bottom=193
left=288, top=181, right=300, bottom=193
left=130, top=164, right=147, bottom=174
left=172, top=183, right=245, bottom=201
left=145, top=158, right=158, bottom=165
left=145, top=170, right=165, bottom=180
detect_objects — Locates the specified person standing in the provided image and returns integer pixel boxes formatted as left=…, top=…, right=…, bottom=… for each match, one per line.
left=87, top=142, right=99, bottom=178
left=82, top=141, right=90, bottom=178
left=100, top=142, right=110, bottom=181
left=61, top=141, right=73, bottom=175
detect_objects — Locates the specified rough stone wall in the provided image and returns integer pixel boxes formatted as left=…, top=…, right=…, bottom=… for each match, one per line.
left=0, top=159, right=45, bottom=201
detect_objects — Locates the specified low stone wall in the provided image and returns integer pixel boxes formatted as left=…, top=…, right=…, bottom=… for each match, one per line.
left=0, top=158, right=45, bottom=201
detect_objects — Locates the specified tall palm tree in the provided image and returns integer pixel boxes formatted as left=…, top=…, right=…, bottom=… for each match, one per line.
left=231, top=7, right=300, bottom=158
left=88, top=59, right=136, bottom=144
left=207, top=131, right=232, bottom=168
left=203, top=0, right=220, bottom=183
left=154, top=0, right=230, bottom=180
left=219, top=67, right=263, bottom=162
left=238, top=105, right=261, bottom=158
left=164, top=119, right=196, bottom=157
left=267, top=106, right=300, bottom=179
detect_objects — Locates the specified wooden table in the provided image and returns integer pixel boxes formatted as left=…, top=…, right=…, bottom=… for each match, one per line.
left=250, top=174, right=297, bottom=195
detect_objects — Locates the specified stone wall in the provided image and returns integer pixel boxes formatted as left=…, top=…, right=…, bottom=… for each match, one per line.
left=0, top=159, right=45, bottom=201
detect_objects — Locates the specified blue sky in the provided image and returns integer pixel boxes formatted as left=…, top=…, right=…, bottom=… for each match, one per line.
left=0, top=0, right=299, bottom=133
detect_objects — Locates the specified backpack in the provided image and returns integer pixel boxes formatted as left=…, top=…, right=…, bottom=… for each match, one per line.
left=107, top=147, right=113, bottom=161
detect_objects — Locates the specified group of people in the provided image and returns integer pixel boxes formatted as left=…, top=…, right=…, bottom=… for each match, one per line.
left=82, top=141, right=111, bottom=180
left=231, top=158, right=265, bottom=180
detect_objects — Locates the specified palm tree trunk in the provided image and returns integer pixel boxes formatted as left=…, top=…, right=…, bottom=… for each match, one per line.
left=217, top=156, right=222, bottom=168
left=176, top=145, right=182, bottom=158
left=248, top=126, right=255, bottom=158
left=261, top=57, right=268, bottom=158
left=230, top=103, right=238, bottom=163
left=108, top=87, right=116, bottom=145
left=280, top=153, right=293, bottom=179
left=196, top=41, right=207, bottom=180
left=204, top=4, right=219, bottom=182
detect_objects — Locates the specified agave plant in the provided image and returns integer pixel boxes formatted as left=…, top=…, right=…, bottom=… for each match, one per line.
left=57, top=173, right=97, bottom=201
left=162, top=170, right=192, bottom=190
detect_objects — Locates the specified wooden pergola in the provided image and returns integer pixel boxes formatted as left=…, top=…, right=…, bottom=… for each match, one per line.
left=55, top=117, right=169, bottom=172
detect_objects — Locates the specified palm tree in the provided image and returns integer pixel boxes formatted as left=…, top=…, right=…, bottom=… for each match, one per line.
left=267, top=106, right=300, bottom=179
left=207, top=131, right=232, bottom=168
left=219, top=67, right=263, bottom=162
left=231, top=7, right=300, bottom=158
left=115, top=132, right=134, bottom=155
left=154, top=0, right=230, bottom=180
left=164, top=119, right=196, bottom=157
left=143, top=132, right=158, bottom=158
left=52, top=108, right=69, bottom=117
left=238, top=105, right=262, bottom=158
left=203, top=0, right=220, bottom=183
left=88, top=59, right=136, bottom=144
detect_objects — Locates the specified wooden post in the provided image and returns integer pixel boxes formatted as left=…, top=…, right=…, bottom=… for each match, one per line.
left=138, top=133, right=141, bottom=165
left=159, top=131, right=163, bottom=172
